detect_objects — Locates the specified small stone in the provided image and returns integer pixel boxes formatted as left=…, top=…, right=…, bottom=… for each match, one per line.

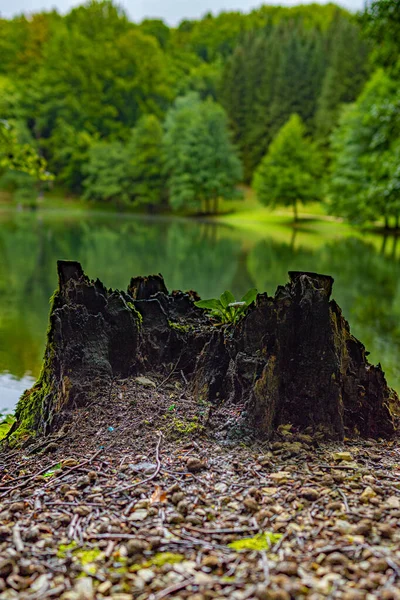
left=137, top=568, right=155, bottom=583
left=215, top=482, right=228, bottom=493
left=342, top=593, right=366, bottom=600
left=276, top=561, right=298, bottom=576
left=135, top=376, right=156, bottom=388
left=299, top=488, right=319, bottom=501
left=62, top=458, right=79, bottom=468
left=167, top=512, right=184, bottom=524
left=43, top=442, right=58, bottom=453
left=282, top=441, right=303, bottom=455
left=326, top=501, right=343, bottom=511
left=378, top=523, right=394, bottom=538
left=386, top=496, right=400, bottom=509
left=167, top=483, right=181, bottom=494
left=0, top=526, right=11, bottom=540
left=76, top=476, right=90, bottom=489
left=332, top=452, right=353, bottom=462
left=0, top=559, right=14, bottom=578
left=185, top=515, right=203, bottom=526
left=270, top=471, right=291, bottom=483
left=371, top=558, right=388, bottom=572
left=171, top=492, right=185, bottom=505
left=297, top=434, right=313, bottom=445
left=265, top=591, right=290, bottom=600
left=97, top=581, right=112, bottom=595
left=74, top=505, right=91, bottom=516
left=186, top=457, right=206, bottom=472
left=324, top=552, right=349, bottom=566
left=9, top=502, right=25, bottom=513
left=177, top=500, right=190, bottom=515
left=202, top=555, right=220, bottom=568
left=74, top=577, right=94, bottom=600
left=381, top=588, right=400, bottom=600
left=128, top=509, right=148, bottom=522
left=24, top=526, right=40, bottom=541
left=334, top=519, right=353, bottom=535
left=126, top=539, right=149, bottom=555
left=360, top=486, right=377, bottom=503
left=243, top=498, right=259, bottom=512
left=353, top=520, right=372, bottom=536
left=194, top=572, right=214, bottom=584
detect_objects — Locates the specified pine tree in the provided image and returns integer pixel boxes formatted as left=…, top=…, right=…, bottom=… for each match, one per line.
left=315, top=16, right=370, bottom=138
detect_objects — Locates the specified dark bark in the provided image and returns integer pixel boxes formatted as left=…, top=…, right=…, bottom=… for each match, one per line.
left=15, top=261, right=398, bottom=440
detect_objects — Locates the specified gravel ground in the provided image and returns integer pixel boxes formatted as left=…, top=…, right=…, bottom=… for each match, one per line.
left=1, top=376, right=400, bottom=600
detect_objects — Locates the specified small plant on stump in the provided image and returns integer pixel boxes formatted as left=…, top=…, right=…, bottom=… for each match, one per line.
left=195, top=289, right=258, bottom=324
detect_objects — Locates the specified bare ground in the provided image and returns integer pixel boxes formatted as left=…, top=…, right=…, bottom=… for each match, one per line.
left=1, top=376, right=400, bottom=600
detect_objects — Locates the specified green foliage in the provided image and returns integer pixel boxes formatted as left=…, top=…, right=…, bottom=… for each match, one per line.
left=0, top=1, right=371, bottom=204
left=127, top=115, right=166, bottom=208
left=0, top=121, right=51, bottom=181
left=43, top=463, right=62, bottom=477
left=219, top=9, right=368, bottom=179
left=362, top=0, right=400, bottom=76
left=328, top=70, right=400, bottom=225
left=164, top=93, right=242, bottom=213
left=83, top=141, right=132, bottom=205
left=253, top=114, right=322, bottom=221
left=195, top=288, right=257, bottom=324
left=315, top=17, right=370, bottom=137
left=83, top=115, right=165, bottom=207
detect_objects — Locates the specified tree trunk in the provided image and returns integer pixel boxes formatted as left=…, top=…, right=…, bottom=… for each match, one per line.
left=385, top=215, right=390, bottom=230
left=213, top=197, right=219, bottom=215
left=293, top=201, right=298, bottom=223
left=14, top=261, right=398, bottom=440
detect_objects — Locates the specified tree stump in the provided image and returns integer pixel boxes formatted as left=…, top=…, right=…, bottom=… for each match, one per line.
left=15, top=260, right=398, bottom=439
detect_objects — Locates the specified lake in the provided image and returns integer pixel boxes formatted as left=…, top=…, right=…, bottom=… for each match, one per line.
left=1, top=208, right=400, bottom=412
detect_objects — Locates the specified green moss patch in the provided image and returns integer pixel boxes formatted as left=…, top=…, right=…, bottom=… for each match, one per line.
left=227, top=532, right=282, bottom=552
left=0, top=413, right=16, bottom=441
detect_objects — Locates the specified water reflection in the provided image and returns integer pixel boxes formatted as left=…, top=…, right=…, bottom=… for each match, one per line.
left=1, top=209, right=399, bottom=410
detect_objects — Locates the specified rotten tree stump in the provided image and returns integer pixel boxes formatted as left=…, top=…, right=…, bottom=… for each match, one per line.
left=15, top=261, right=398, bottom=440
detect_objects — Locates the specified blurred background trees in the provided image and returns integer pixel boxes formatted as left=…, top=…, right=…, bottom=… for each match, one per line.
left=0, top=0, right=398, bottom=224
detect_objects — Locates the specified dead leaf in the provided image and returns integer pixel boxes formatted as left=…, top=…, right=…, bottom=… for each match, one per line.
left=150, top=485, right=167, bottom=504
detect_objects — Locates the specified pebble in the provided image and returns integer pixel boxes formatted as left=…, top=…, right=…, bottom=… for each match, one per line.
left=299, top=487, right=319, bottom=501
left=128, top=509, right=148, bottom=521
left=277, top=561, right=298, bottom=576
left=325, top=552, right=349, bottom=566
left=360, top=487, right=377, bottom=503
left=9, top=502, right=25, bottom=513
left=187, top=457, right=206, bottom=472
left=332, top=452, right=353, bottom=462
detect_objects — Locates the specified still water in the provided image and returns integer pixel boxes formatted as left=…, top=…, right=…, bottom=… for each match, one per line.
left=1, top=209, right=400, bottom=412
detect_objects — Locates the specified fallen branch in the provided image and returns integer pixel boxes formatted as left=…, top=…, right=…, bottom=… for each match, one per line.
left=152, top=578, right=195, bottom=600
left=12, top=523, right=24, bottom=552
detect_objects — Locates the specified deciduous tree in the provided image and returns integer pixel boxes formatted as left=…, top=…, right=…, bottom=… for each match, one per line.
left=253, top=114, right=322, bottom=221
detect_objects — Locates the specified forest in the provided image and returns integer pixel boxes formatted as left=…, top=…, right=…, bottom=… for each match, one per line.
left=1, top=0, right=399, bottom=224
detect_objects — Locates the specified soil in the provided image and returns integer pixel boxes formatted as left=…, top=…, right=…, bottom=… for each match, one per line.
left=1, top=376, right=400, bottom=600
